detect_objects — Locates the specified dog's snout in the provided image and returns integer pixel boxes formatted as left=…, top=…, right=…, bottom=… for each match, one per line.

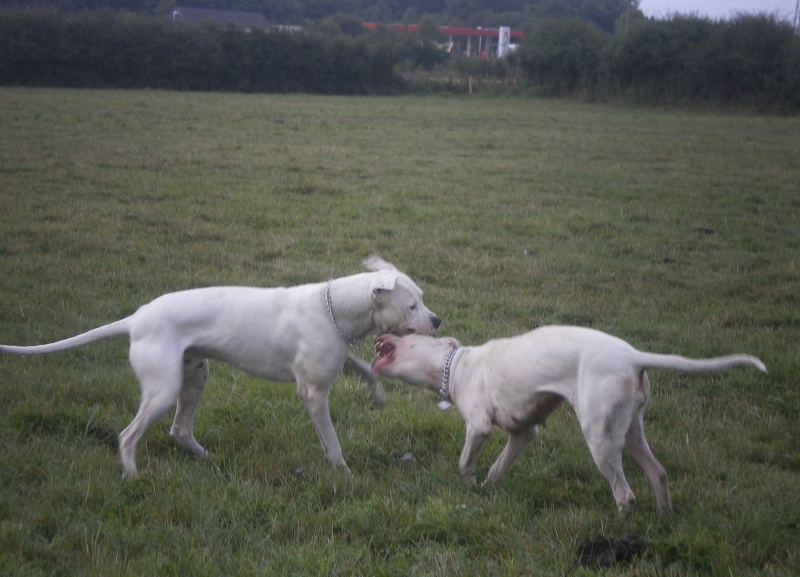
left=431, top=315, right=442, bottom=330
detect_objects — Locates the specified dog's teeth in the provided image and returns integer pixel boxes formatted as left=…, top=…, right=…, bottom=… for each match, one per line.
left=373, top=341, right=392, bottom=358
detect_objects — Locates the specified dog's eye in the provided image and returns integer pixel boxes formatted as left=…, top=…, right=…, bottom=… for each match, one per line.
left=409, top=304, right=417, bottom=311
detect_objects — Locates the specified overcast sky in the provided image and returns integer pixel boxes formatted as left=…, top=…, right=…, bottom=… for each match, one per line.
left=639, top=0, right=797, bottom=21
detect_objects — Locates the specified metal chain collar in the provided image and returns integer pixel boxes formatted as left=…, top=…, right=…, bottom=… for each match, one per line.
left=326, top=279, right=358, bottom=349
left=438, top=346, right=458, bottom=409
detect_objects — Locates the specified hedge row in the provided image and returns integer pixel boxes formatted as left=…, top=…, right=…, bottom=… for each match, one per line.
left=0, top=9, right=444, bottom=94
left=2, top=8, right=798, bottom=110
left=517, top=14, right=800, bottom=110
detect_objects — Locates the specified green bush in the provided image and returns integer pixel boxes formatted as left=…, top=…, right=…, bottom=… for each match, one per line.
left=611, top=15, right=716, bottom=102
left=0, top=8, right=415, bottom=94
left=2, top=7, right=798, bottom=108
left=518, top=18, right=608, bottom=97
left=517, top=13, right=800, bottom=110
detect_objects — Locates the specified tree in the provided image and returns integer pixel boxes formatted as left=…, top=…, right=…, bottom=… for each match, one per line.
left=519, top=18, right=609, bottom=96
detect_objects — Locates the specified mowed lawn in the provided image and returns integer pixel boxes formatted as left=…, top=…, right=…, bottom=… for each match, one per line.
left=0, top=87, right=798, bottom=576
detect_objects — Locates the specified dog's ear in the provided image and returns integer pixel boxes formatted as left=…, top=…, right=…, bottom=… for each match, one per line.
left=370, top=272, right=398, bottom=299
left=443, top=337, right=462, bottom=349
left=363, top=255, right=397, bottom=272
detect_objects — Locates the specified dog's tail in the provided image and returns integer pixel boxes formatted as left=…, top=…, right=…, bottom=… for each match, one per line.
left=0, top=318, right=132, bottom=356
left=634, top=352, right=766, bottom=374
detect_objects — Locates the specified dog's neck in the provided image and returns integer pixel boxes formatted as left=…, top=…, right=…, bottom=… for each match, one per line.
left=324, top=274, right=376, bottom=346
left=437, top=346, right=459, bottom=410
left=326, top=279, right=358, bottom=348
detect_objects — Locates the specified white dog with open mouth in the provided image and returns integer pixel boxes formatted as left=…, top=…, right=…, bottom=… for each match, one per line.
left=372, top=327, right=765, bottom=515
left=0, top=256, right=441, bottom=477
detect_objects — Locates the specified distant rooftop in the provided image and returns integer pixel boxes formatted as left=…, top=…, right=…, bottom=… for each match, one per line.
left=171, top=6, right=269, bottom=30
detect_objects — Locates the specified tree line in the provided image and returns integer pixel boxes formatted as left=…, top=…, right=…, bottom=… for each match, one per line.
left=0, top=8, right=446, bottom=93
left=519, top=13, right=800, bottom=110
left=0, top=6, right=797, bottom=110
left=0, top=0, right=635, bottom=32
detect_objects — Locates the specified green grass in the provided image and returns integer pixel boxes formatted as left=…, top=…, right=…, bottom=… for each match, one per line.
left=1, top=87, right=798, bottom=576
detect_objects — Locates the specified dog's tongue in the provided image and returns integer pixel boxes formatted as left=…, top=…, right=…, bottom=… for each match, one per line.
left=371, top=355, right=387, bottom=372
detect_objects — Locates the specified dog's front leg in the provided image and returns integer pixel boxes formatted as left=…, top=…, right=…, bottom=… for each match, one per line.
left=296, top=381, right=350, bottom=473
left=458, top=422, right=492, bottom=486
left=344, top=353, right=386, bottom=408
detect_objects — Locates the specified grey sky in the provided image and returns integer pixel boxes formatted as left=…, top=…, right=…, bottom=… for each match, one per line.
left=639, top=0, right=796, bottom=21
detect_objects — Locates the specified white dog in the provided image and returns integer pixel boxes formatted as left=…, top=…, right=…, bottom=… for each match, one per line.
left=0, top=256, right=441, bottom=477
left=372, top=327, right=765, bottom=515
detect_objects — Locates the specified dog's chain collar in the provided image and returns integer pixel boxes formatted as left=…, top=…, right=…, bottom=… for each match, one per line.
left=438, top=346, right=458, bottom=410
left=326, top=279, right=358, bottom=349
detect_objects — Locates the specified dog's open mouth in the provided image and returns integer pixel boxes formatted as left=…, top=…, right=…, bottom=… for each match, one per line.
left=374, top=338, right=395, bottom=359
left=372, top=336, right=395, bottom=371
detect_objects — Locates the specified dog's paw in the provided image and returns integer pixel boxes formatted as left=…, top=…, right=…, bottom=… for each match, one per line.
left=617, top=496, right=636, bottom=517
left=460, top=475, right=478, bottom=488
left=369, top=386, right=387, bottom=408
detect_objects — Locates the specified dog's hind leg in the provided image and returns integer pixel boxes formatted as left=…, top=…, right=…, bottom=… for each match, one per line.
left=583, top=416, right=637, bottom=515
left=296, top=381, right=350, bottom=473
left=484, top=425, right=539, bottom=486
left=625, top=411, right=671, bottom=514
left=579, top=374, right=640, bottom=515
left=586, top=438, right=636, bottom=515
left=118, top=342, right=184, bottom=477
left=344, top=353, right=386, bottom=407
left=169, top=354, right=209, bottom=460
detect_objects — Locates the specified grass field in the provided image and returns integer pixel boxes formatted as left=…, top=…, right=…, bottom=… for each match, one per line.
left=0, top=87, right=798, bottom=576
